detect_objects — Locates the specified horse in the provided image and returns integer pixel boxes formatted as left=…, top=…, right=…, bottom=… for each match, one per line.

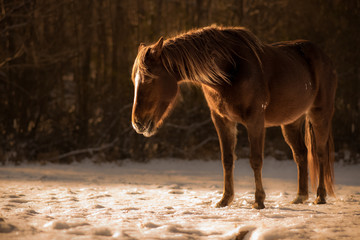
left=130, top=26, right=337, bottom=209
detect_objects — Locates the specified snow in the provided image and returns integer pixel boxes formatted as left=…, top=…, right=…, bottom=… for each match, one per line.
left=0, top=157, right=359, bottom=240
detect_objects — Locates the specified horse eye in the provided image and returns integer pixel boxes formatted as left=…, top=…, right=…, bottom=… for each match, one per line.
left=145, top=78, right=154, bottom=84
left=144, top=76, right=158, bottom=84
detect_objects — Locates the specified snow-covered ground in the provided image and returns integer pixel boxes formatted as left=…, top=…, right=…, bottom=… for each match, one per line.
left=0, top=157, right=359, bottom=240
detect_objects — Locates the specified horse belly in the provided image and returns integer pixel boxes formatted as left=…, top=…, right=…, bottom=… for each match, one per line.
left=264, top=77, right=315, bottom=127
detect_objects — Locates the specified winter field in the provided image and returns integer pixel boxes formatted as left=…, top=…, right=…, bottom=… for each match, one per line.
left=0, top=157, right=359, bottom=240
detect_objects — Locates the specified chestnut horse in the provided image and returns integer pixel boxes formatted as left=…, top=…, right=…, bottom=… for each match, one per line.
left=131, top=26, right=337, bottom=209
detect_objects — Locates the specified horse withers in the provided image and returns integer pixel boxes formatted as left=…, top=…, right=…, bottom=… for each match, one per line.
left=131, top=26, right=337, bottom=209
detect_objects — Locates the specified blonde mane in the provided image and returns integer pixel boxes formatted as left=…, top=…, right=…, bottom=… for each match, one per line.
left=134, top=26, right=264, bottom=85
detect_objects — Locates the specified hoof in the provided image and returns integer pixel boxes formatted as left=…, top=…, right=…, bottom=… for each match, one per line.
left=215, top=199, right=231, bottom=208
left=291, top=195, right=308, bottom=204
left=314, top=196, right=326, bottom=204
left=215, top=195, right=233, bottom=208
left=252, top=202, right=265, bottom=209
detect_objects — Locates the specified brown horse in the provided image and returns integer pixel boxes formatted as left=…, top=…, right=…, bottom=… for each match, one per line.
left=131, top=26, right=337, bottom=209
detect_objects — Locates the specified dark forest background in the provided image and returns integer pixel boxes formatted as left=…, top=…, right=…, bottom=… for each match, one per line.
left=0, top=0, right=359, bottom=164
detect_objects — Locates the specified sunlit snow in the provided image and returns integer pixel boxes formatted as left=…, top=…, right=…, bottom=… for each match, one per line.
left=0, top=158, right=359, bottom=239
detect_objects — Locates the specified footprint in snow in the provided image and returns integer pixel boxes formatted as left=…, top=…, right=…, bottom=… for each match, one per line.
left=44, top=220, right=90, bottom=230
left=51, top=221, right=70, bottom=230
left=67, top=189, right=77, bottom=194
left=7, top=194, right=29, bottom=204
left=69, top=197, right=79, bottom=202
left=168, top=184, right=182, bottom=190
left=231, top=226, right=256, bottom=240
left=235, top=230, right=250, bottom=240
left=121, top=207, right=139, bottom=211
left=143, top=222, right=161, bottom=229
left=9, top=199, right=29, bottom=204
left=0, top=218, right=17, bottom=233
left=25, top=209, right=39, bottom=216
left=68, top=230, right=85, bottom=235
left=94, top=204, right=105, bottom=209
left=0, top=222, right=17, bottom=233
left=8, top=194, right=25, bottom=198
left=93, top=227, right=112, bottom=236
left=126, top=190, right=143, bottom=195
left=4, top=204, right=16, bottom=208
left=88, top=194, right=112, bottom=199
left=167, top=225, right=205, bottom=236
left=168, top=190, right=184, bottom=194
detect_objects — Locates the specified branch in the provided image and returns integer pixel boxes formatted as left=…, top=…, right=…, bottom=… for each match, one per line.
left=0, top=67, right=33, bottom=98
left=0, top=44, right=25, bottom=68
left=165, top=119, right=212, bottom=131
left=0, top=22, right=28, bottom=35
left=188, top=137, right=218, bottom=154
left=43, top=139, right=119, bottom=162
left=95, top=104, right=133, bottom=146
left=161, top=136, right=218, bottom=157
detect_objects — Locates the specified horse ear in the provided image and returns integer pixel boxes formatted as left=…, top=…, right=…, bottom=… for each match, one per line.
left=151, top=37, right=164, bottom=59
left=138, top=43, right=145, bottom=52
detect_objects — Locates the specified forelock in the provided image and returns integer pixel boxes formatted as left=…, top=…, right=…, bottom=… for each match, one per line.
left=132, top=46, right=158, bottom=81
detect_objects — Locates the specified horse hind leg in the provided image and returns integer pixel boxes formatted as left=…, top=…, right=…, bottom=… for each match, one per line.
left=306, top=110, right=335, bottom=204
left=281, top=117, right=309, bottom=204
left=301, top=41, right=336, bottom=204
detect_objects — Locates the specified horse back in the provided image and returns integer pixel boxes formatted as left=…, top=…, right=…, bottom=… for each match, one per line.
left=270, top=40, right=336, bottom=90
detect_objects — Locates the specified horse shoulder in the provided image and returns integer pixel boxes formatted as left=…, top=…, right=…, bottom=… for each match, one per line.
left=202, top=85, right=227, bottom=117
left=202, top=80, right=266, bottom=125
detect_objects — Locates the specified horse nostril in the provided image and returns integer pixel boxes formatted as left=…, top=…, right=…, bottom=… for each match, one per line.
left=133, top=117, right=149, bottom=132
left=132, top=117, right=154, bottom=134
left=133, top=120, right=143, bottom=130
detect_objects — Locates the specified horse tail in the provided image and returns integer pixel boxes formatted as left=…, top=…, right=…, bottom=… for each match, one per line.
left=305, top=118, right=318, bottom=194
left=326, top=129, right=335, bottom=197
left=305, top=118, right=335, bottom=197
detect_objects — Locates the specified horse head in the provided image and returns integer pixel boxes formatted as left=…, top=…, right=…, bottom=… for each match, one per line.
left=131, top=37, right=179, bottom=137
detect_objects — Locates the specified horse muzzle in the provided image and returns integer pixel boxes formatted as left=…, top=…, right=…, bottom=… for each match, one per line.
left=132, top=119, right=157, bottom=137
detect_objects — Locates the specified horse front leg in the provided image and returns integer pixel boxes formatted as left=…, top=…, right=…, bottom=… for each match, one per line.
left=247, top=120, right=266, bottom=209
left=210, top=111, right=237, bottom=208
